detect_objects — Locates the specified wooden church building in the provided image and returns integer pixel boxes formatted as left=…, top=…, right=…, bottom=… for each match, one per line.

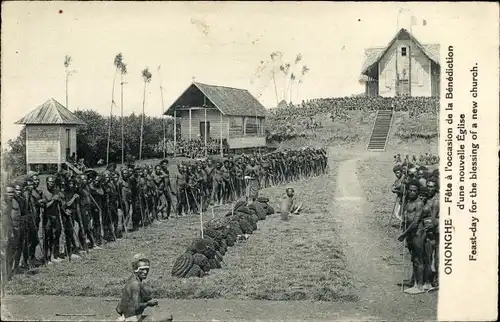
left=164, top=82, right=267, bottom=153
left=15, top=98, right=86, bottom=172
left=359, top=28, right=440, bottom=97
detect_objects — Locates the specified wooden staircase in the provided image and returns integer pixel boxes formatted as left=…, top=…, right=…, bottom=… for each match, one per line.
left=65, top=162, right=82, bottom=174
left=367, top=109, right=393, bottom=151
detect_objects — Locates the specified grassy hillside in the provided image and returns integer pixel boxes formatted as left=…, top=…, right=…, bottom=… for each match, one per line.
left=270, top=110, right=438, bottom=151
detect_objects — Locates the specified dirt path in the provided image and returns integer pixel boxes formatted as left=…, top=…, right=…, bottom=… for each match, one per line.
left=333, top=155, right=437, bottom=321
left=2, top=152, right=437, bottom=321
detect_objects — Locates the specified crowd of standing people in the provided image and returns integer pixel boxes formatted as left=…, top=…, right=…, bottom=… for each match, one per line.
left=391, top=155, right=440, bottom=294
left=175, top=138, right=229, bottom=159
left=1, top=147, right=327, bottom=282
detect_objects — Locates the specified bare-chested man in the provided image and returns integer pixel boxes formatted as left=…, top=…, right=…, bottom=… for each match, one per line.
left=245, top=158, right=260, bottom=202
left=397, top=180, right=426, bottom=294
left=116, top=254, right=168, bottom=322
left=391, top=165, right=405, bottom=222
left=279, top=188, right=302, bottom=221
left=422, top=178, right=439, bottom=290
left=210, top=162, right=224, bottom=205
left=176, top=165, right=188, bottom=216
left=42, top=176, right=64, bottom=263
left=3, top=185, right=17, bottom=279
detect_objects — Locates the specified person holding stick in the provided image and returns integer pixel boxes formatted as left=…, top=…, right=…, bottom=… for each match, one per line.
left=42, top=176, right=64, bottom=263
left=129, top=167, right=143, bottom=230
left=22, top=179, right=41, bottom=268
left=390, top=165, right=405, bottom=224
left=89, top=174, right=105, bottom=246
left=60, top=179, right=82, bottom=260
left=176, top=165, right=188, bottom=217
left=397, top=179, right=426, bottom=294
left=77, top=174, right=98, bottom=251
left=119, top=168, right=133, bottom=233
left=244, top=158, right=260, bottom=203
left=159, top=160, right=176, bottom=219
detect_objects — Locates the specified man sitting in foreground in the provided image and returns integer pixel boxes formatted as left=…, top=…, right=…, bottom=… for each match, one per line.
left=279, top=188, right=302, bottom=220
left=116, top=254, right=171, bottom=321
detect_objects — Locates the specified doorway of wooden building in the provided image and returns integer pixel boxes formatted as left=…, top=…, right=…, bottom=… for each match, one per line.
left=397, top=80, right=410, bottom=96
left=65, top=128, right=71, bottom=161
left=200, top=121, right=211, bottom=141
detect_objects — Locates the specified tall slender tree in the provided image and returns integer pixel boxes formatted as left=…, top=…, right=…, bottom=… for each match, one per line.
left=120, top=62, right=128, bottom=165
left=106, top=53, right=124, bottom=165
left=288, top=73, right=296, bottom=104
left=280, top=63, right=291, bottom=101
left=296, top=65, right=310, bottom=103
left=287, top=54, right=302, bottom=103
left=270, top=52, right=282, bottom=106
left=158, top=65, right=166, bottom=159
left=64, top=55, right=76, bottom=110
left=139, top=68, right=153, bottom=161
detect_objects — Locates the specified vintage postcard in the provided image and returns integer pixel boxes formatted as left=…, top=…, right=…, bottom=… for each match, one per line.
left=1, top=1, right=498, bottom=321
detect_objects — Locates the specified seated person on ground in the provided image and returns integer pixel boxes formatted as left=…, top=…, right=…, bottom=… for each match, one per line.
left=280, top=188, right=302, bottom=215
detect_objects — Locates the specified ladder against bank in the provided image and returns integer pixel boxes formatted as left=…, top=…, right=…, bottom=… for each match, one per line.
left=367, top=109, right=393, bottom=151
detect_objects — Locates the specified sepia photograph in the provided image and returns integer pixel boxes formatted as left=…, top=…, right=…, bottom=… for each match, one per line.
left=1, top=2, right=498, bottom=321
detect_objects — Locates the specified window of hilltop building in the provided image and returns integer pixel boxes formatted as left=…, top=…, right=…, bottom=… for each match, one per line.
left=401, top=47, right=407, bottom=57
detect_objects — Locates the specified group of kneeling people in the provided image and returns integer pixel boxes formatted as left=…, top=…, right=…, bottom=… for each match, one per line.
left=115, top=188, right=303, bottom=322
left=392, top=162, right=439, bottom=294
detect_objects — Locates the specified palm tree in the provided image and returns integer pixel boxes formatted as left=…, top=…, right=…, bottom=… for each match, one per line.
left=270, top=52, right=282, bottom=106
left=296, top=65, right=310, bottom=103
left=280, top=62, right=291, bottom=102
left=64, top=55, right=76, bottom=110
left=139, top=67, right=152, bottom=161
left=106, top=53, right=124, bottom=166
left=288, top=73, right=296, bottom=104
left=288, top=54, right=302, bottom=103
left=158, top=65, right=166, bottom=159
left=120, top=63, right=127, bottom=165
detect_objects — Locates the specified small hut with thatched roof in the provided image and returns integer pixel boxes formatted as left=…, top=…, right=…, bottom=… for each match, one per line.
left=15, top=98, right=86, bottom=172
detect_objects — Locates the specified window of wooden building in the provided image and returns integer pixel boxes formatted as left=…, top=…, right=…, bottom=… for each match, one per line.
left=229, top=116, right=244, bottom=137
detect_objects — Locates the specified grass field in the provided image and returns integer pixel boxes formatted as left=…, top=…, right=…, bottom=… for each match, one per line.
left=356, top=154, right=439, bottom=236
left=6, top=161, right=358, bottom=302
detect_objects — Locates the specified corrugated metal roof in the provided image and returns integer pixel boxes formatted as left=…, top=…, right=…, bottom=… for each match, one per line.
left=15, top=98, right=86, bottom=125
left=359, top=29, right=440, bottom=81
left=165, top=82, right=267, bottom=117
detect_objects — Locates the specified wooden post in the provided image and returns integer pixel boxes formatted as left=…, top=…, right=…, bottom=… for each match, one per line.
left=408, top=32, right=412, bottom=96
left=121, top=75, right=125, bottom=165
left=25, top=126, right=29, bottom=174
left=204, top=108, right=207, bottom=157
left=58, top=127, right=61, bottom=172
left=200, top=196, right=204, bottom=239
left=173, top=109, right=177, bottom=157
left=220, top=113, right=223, bottom=157
left=189, top=108, right=192, bottom=140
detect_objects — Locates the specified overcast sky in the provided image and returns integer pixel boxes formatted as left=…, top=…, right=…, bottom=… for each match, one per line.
left=1, top=1, right=494, bottom=145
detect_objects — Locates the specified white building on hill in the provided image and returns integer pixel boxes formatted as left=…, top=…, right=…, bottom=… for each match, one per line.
left=359, top=28, right=440, bottom=97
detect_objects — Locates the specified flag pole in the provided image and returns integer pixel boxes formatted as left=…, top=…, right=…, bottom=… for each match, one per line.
left=409, top=19, right=413, bottom=96
left=396, top=10, right=400, bottom=96
left=158, top=66, right=166, bottom=159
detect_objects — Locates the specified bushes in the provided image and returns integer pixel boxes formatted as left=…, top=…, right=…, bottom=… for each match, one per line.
left=75, top=110, right=175, bottom=166
left=395, top=112, right=438, bottom=141
left=2, top=111, right=176, bottom=179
